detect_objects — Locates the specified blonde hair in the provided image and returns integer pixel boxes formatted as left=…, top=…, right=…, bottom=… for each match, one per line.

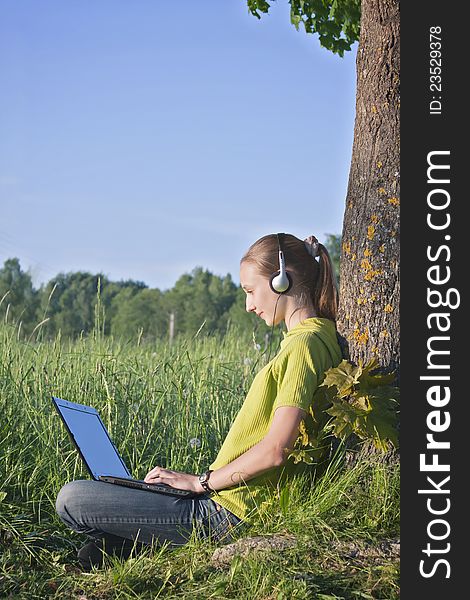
left=241, top=233, right=338, bottom=321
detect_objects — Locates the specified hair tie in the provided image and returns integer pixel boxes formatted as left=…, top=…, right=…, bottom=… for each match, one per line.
left=304, top=235, right=320, bottom=258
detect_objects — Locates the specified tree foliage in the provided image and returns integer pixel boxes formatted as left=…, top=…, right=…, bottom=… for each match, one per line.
left=0, top=258, right=38, bottom=334
left=111, top=288, right=166, bottom=340
left=247, top=0, right=361, bottom=56
left=323, top=233, right=341, bottom=282
left=0, top=239, right=343, bottom=343
left=37, top=272, right=104, bottom=338
left=0, top=258, right=256, bottom=342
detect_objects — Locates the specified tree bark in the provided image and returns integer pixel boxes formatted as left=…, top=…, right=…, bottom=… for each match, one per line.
left=337, top=0, right=400, bottom=375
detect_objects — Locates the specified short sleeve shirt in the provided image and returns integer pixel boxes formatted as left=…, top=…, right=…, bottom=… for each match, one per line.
left=209, top=318, right=342, bottom=521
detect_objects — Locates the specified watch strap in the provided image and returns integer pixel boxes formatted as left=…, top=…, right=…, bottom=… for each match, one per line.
left=199, top=469, right=213, bottom=493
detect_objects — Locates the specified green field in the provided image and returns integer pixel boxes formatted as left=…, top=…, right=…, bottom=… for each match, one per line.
left=0, top=321, right=399, bottom=599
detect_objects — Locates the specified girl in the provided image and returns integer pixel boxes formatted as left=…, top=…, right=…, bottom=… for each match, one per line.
left=56, top=232, right=342, bottom=570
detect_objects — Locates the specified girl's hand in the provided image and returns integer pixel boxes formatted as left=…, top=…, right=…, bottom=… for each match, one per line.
left=144, top=466, right=203, bottom=494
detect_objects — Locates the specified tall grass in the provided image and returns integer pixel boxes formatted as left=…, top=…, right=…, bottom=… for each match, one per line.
left=0, top=320, right=399, bottom=599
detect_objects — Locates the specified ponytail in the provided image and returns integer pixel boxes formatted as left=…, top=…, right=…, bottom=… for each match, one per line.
left=313, top=243, right=338, bottom=322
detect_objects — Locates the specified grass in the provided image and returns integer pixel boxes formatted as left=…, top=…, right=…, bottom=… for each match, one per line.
left=0, top=320, right=399, bottom=599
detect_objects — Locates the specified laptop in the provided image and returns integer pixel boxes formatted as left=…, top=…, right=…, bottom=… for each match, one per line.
left=52, top=396, right=194, bottom=497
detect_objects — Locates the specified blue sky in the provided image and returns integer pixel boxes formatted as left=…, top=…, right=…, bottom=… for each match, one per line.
left=0, top=0, right=357, bottom=291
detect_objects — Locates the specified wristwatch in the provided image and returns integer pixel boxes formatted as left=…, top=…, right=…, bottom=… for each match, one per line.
left=198, top=469, right=213, bottom=493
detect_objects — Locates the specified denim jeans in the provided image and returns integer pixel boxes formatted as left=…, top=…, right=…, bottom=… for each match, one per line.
left=55, top=479, right=242, bottom=547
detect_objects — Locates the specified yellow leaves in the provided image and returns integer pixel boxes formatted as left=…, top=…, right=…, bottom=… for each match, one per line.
left=377, top=161, right=383, bottom=168
left=378, top=187, right=386, bottom=195
left=370, top=214, right=379, bottom=224
left=384, top=304, right=394, bottom=313
left=388, top=196, right=400, bottom=206
left=298, top=419, right=309, bottom=446
left=343, top=241, right=351, bottom=256
left=379, top=244, right=385, bottom=253
left=363, top=248, right=372, bottom=258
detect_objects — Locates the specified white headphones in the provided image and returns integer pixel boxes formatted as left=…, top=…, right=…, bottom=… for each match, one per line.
left=269, top=233, right=293, bottom=294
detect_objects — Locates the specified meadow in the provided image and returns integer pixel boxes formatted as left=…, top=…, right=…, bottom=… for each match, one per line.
left=0, top=320, right=399, bottom=599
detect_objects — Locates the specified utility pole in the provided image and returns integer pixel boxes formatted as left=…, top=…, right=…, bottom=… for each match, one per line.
left=169, top=312, right=175, bottom=345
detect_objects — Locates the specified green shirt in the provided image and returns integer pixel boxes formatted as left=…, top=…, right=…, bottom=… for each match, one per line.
left=210, top=317, right=342, bottom=521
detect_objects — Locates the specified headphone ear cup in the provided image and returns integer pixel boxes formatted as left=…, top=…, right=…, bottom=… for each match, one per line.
left=269, top=271, right=292, bottom=294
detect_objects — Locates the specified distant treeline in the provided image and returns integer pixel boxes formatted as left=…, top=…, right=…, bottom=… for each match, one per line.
left=0, top=235, right=340, bottom=341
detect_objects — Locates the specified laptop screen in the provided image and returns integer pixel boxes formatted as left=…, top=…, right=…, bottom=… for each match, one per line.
left=53, top=397, right=131, bottom=480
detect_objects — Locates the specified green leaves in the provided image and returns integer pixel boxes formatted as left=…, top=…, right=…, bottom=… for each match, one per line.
left=247, top=0, right=271, bottom=19
left=322, top=359, right=399, bottom=450
left=322, top=360, right=359, bottom=397
left=246, top=0, right=361, bottom=56
left=290, top=358, right=399, bottom=466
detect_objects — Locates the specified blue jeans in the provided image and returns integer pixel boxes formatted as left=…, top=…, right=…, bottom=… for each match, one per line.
left=55, top=480, right=242, bottom=547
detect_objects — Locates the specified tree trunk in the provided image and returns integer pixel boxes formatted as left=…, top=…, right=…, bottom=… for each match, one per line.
left=337, top=0, right=400, bottom=375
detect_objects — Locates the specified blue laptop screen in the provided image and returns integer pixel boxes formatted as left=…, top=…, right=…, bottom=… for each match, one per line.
left=53, top=398, right=131, bottom=480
